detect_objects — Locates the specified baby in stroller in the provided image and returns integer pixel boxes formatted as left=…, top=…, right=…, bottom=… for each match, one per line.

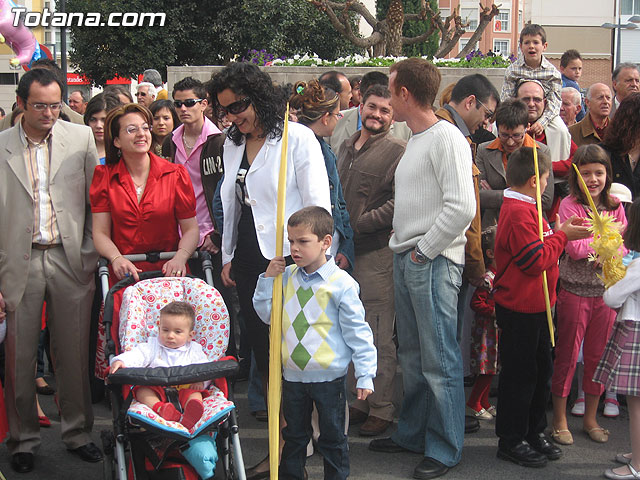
left=110, top=301, right=209, bottom=430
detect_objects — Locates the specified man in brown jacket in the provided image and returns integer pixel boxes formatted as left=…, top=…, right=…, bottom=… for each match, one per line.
left=568, top=83, right=612, bottom=147
left=434, top=74, right=499, bottom=434
left=338, top=85, right=406, bottom=437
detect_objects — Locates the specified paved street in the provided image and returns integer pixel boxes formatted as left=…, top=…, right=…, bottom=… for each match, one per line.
left=0, top=374, right=630, bottom=479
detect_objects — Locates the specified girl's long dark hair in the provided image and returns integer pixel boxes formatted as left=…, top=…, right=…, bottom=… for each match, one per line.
left=569, top=144, right=619, bottom=211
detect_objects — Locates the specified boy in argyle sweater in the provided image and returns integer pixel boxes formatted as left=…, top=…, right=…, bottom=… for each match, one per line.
left=253, top=206, right=376, bottom=480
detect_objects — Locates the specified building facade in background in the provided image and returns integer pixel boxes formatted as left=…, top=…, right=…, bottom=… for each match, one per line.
left=440, top=0, right=525, bottom=57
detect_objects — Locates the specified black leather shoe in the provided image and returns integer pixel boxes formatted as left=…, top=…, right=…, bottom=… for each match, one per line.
left=526, top=433, right=562, bottom=460
left=413, top=457, right=449, bottom=479
left=11, top=452, right=34, bottom=473
left=36, top=384, right=56, bottom=395
left=497, top=441, right=548, bottom=468
left=465, top=415, right=480, bottom=434
left=369, top=437, right=410, bottom=453
left=68, top=442, right=103, bottom=462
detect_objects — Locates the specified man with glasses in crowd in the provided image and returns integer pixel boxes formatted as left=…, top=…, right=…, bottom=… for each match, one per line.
left=515, top=79, right=574, bottom=218
left=434, top=74, right=499, bottom=435
left=476, top=98, right=554, bottom=228
left=135, top=82, right=157, bottom=108
left=0, top=68, right=101, bottom=473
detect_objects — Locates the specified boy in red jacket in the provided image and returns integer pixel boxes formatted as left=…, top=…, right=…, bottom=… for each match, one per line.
left=493, top=146, right=590, bottom=468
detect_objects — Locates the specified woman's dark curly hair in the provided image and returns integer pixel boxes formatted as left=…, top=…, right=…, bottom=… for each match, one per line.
left=206, top=63, right=284, bottom=146
left=602, top=92, right=640, bottom=154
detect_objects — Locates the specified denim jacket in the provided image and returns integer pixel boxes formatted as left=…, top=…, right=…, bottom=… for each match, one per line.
left=319, top=137, right=355, bottom=272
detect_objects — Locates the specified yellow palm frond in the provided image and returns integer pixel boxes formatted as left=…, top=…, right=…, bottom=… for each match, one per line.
left=572, top=164, right=627, bottom=288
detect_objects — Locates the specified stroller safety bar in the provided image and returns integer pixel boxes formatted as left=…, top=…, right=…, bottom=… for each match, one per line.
left=107, top=360, right=239, bottom=386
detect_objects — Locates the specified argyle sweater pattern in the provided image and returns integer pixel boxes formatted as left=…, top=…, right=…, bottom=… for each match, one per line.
left=253, top=258, right=376, bottom=389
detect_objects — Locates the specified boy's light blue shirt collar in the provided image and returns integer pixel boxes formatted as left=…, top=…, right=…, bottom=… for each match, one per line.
left=299, top=255, right=336, bottom=281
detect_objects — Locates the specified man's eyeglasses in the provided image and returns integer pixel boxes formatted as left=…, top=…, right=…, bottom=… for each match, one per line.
left=28, top=102, right=62, bottom=112
left=476, top=98, right=494, bottom=120
left=498, top=131, right=525, bottom=142
left=174, top=99, right=204, bottom=108
left=216, top=97, right=251, bottom=118
left=123, top=124, right=151, bottom=135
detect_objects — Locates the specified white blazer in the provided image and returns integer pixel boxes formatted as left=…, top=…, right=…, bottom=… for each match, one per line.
left=604, top=257, right=640, bottom=322
left=220, top=122, right=331, bottom=265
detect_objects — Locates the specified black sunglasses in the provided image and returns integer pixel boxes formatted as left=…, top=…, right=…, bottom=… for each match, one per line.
left=174, top=98, right=203, bottom=108
left=216, top=97, right=251, bottom=117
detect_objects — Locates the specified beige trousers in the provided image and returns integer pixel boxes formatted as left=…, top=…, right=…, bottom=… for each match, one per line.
left=350, top=247, right=397, bottom=421
left=5, top=246, right=94, bottom=454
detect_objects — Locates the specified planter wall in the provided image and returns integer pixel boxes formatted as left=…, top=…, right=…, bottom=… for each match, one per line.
left=167, top=65, right=506, bottom=106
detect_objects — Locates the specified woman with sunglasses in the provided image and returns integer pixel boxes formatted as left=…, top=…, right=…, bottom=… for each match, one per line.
left=476, top=98, right=554, bottom=228
left=149, top=99, right=180, bottom=157
left=207, top=63, right=330, bottom=477
left=289, top=79, right=355, bottom=272
left=90, top=103, right=199, bottom=281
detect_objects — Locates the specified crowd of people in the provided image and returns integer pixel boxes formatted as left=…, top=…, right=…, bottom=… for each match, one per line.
left=0, top=22, right=640, bottom=480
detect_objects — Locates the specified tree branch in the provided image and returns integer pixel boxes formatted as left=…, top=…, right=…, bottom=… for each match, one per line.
left=402, top=25, right=437, bottom=45
left=435, top=6, right=466, bottom=58
left=310, top=0, right=383, bottom=48
left=456, top=3, right=500, bottom=58
left=318, top=0, right=379, bottom=28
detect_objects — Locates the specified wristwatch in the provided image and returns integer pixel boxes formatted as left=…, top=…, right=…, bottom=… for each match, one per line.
left=414, top=246, right=428, bottom=264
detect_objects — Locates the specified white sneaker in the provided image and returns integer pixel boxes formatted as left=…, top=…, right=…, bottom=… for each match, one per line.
left=604, top=398, right=620, bottom=418
left=466, top=405, right=493, bottom=420
left=571, top=398, right=585, bottom=416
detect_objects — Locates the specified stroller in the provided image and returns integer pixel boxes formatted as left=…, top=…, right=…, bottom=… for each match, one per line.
left=98, top=252, right=246, bottom=480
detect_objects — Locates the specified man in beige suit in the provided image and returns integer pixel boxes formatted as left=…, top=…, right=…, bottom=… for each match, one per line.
left=0, top=68, right=101, bottom=473
left=0, top=59, right=84, bottom=132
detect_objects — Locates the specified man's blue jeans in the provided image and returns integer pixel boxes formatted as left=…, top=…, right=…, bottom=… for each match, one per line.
left=391, top=251, right=465, bottom=467
left=280, top=376, right=349, bottom=480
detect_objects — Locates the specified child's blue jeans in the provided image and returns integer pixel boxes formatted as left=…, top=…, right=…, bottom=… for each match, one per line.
left=280, top=376, right=348, bottom=480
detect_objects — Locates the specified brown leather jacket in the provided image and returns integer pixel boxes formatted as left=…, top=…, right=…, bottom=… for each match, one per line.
left=435, top=107, right=485, bottom=281
left=337, top=130, right=406, bottom=254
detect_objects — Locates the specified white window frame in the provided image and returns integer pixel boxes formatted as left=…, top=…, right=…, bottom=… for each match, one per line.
left=459, top=38, right=478, bottom=53
left=495, top=10, right=511, bottom=33
left=519, top=10, right=523, bottom=29
left=439, top=8, right=451, bottom=20
left=620, top=0, right=640, bottom=15
left=493, top=39, right=511, bottom=56
left=461, top=7, right=479, bottom=31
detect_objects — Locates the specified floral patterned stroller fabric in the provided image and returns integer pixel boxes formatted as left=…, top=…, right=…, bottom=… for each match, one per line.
left=117, top=277, right=234, bottom=437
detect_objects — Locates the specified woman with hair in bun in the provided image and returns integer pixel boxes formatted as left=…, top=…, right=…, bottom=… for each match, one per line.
left=289, top=79, right=355, bottom=271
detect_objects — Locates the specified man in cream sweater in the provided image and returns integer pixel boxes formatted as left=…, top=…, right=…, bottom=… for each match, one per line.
left=368, top=58, right=476, bottom=480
